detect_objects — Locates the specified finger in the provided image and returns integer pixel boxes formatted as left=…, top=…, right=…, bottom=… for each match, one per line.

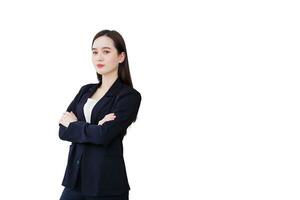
left=70, top=111, right=77, bottom=118
left=105, top=116, right=115, bottom=120
left=107, top=116, right=116, bottom=121
left=65, top=112, right=73, bottom=117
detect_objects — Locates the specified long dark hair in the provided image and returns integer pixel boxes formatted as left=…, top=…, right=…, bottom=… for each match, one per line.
left=91, top=30, right=133, bottom=88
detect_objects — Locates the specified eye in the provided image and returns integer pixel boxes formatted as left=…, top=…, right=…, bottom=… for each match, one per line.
left=92, top=51, right=97, bottom=55
left=103, top=50, right=110, bottom=54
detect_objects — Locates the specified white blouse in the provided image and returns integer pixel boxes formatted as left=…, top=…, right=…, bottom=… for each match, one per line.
left=83, top=98, right=98, bottom=123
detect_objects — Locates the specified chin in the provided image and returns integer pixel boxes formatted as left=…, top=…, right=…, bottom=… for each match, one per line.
left=96, top=69, right=111, bottom=75
left=96, top=70, right=105, bottom=75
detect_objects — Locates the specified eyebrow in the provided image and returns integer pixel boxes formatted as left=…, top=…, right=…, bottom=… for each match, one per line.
left=92, top=47, right=112, bottom=50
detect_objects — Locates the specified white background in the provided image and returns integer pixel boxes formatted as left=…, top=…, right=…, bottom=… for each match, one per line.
left=0, top=1, right=299, bottom=200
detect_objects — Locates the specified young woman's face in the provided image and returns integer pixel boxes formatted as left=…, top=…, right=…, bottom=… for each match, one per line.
left=92, top=36, right=125, bottom=76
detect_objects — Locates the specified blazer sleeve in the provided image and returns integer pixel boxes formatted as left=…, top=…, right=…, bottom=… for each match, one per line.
left=58, top=84, right=90, bottom=140
left=59, top=90, right=142, bottom=147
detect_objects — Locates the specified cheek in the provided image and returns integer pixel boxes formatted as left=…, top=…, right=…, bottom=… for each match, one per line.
left=107, top=56, right=119, bottom=65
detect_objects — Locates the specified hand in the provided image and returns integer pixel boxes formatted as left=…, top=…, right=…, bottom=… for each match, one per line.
left=98, top=113, right=116, bottom=125
left=59, top=111, right=78, bottom=128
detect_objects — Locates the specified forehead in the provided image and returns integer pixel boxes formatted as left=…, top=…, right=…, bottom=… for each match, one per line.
left=92, top=36, right=115, bottom=49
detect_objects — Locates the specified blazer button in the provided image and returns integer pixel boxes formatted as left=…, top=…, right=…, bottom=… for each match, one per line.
left=76, top=160, right=80, bottom=165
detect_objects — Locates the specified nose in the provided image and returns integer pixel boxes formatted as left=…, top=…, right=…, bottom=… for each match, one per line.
left=95, top=52, right=104, bottom=61
left=97, top=54, right=103, bottom=61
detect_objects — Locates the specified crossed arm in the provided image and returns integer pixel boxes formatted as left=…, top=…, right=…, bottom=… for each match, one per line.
left=59, top=89, right=141, bottom=147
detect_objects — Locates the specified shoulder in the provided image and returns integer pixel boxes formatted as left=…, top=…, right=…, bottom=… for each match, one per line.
left=81, top=83, right=96, bottom=89
left=113, top=85, right=142, bottom=112
left=117, top=83, right=142, bottom=101
left=78, top=83, right=96, bottom=93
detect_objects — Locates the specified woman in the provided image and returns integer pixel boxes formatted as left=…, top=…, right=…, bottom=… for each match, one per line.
left=58, top=30, right=142, bottom=200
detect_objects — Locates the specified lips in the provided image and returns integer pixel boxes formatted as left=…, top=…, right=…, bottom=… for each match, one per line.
left=97, top=64, right=104, bottom=68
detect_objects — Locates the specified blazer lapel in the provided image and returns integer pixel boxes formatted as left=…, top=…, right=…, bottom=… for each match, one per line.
left=76, top=77, right=123, bottom=124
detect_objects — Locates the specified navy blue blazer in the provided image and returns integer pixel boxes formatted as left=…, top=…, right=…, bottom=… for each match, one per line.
left=58, top=77, right=141, bottom=196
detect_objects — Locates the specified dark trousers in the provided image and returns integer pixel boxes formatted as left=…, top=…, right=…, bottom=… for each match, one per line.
left=59, top=187, right=129, bottom=200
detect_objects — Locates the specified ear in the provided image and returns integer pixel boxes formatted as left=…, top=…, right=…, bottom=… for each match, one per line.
left=119, top=52, right=126, bottom=63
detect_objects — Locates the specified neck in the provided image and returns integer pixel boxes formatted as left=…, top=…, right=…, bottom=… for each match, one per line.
left=100, top=73, right=118, bottom=90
